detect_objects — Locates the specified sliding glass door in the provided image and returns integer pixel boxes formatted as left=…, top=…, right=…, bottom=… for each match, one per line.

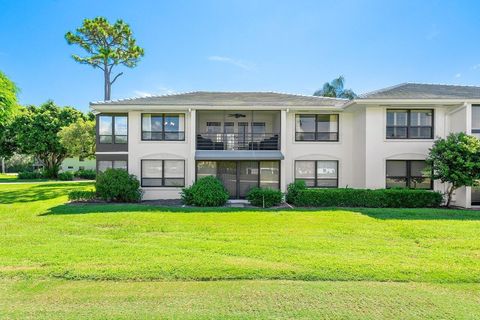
left=196, top=160, right=280, bottom=199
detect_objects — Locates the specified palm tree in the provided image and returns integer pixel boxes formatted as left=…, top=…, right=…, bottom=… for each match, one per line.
left=313, top=76, right=357, bottom=100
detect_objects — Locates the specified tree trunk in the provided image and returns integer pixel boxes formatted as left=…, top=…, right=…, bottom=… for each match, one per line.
left=1, top=157, right=5, bottom=174
left=446, top=185, right=456, bottom=207
left=104, top=68, right=111, bottom=101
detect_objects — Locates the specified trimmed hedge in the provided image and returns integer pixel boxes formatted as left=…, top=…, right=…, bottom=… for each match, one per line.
left=96, top=168, right=142, bottom=202
left=68, top=190, right=97, bottom=202
left=293, top=188, right=443, bottom=208
left=18, top=171, right=44, bottom=179
left=181, top=176, right=229, bottom=207
left=285, top=180, right=306, bottom=204
left=58, top=171, right=74, bottom=181
left=246, top=188, right=283, bottom=208
left=75, top=169, right=96, bottom=180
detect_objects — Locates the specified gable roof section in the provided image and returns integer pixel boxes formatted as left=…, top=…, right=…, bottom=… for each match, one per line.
left=359, top=83, right=480, bottom=100
left=91, top=91, right=347, bottom=107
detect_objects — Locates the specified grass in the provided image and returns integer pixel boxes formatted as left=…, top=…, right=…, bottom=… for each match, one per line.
left=0, top=181, right=480, bottom=318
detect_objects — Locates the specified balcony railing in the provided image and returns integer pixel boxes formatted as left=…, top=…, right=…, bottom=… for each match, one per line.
left=197, top=133, right=280, bottom=150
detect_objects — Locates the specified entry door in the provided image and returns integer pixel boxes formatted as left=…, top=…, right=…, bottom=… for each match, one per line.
left=217, top=161, right=237, bottom=198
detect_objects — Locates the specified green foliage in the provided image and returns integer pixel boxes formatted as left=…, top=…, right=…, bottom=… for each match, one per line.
left=426, top=132, right=480, bottom=206
left=4, top=154, right=33, bottom=173
left=313, top=75, right=357, bottom=99
left=18, top=171, right=45, bottom=180
left=285, top=180, right=306, bottom=204
left=68, top=190, right=97, bottom=202
left=74, top=169, right=96, bottom=180
left=293, top=188, right=443, bottom=208
left=181, top=176, right=229, bottom=207
left=95, top=168, right=142, bottom=202
left=65, top=17, right=144, bottom=100
left=12, top=101, right=83, bottom=178
left=58, top=171, right=74, bottom=181
left=246, top=188, right=283, bottom=208
left=0, top=71, right=19, bottom=122
left=58, top=119, right=95, bottom=159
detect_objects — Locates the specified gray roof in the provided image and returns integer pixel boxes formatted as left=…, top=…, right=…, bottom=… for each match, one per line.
left=91, top=91, right=346, bottom=107
left=359, top=83, right=480, bottom=100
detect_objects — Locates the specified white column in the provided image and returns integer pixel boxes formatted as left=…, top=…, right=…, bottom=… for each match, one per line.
left=280, top=109, right=287, bottom=192
left=188, top=109, right=196, bottom=186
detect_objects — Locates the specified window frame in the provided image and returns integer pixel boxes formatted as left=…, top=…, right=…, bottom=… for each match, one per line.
left=141, top=113, right=186, bottom=141
left=294, top=160, right=339, bottom=188
left=96, top=160, right=128, bottom=172
left=386, top=109, right=434, bottom=140
left=295, top=114, right=339, bottom=142
left=385, top=160, right=433, bottom=189
left=472, top=105, right=480, bottom=137
left=98, top=114, right=128, bottom=145
left=141, top=159, right=186, bottom=188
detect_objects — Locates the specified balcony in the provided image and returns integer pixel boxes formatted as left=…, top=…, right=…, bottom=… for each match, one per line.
left=197, top=133, right=280, bottom=150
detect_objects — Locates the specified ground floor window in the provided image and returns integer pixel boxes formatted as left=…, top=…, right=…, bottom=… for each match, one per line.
left=141, top=160, right=185, bottom=187
left=196, top=160, right=280, bottom=198
left=386, top=160, right=431, bottom=189
left=295, top=160, right=338, bottom=187
left=97, top=160, right=128, bottom=172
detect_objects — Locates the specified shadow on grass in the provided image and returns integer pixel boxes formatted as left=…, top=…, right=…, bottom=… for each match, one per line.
left=0, top=182, right=93, bottom=204
left=40, top=203, right=480, bottom=220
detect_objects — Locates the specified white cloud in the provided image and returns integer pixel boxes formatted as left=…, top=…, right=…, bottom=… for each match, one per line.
left=473, top=64, right=480, bottom=70
left=133, top=86, right=176, bottom=97
left=454, top=73, right=462, bottom=78
left=208, top=55, right=254, bottom=71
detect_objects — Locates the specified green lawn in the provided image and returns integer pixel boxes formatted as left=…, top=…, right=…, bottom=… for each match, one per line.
left=0, top=181, right=479, bottom=319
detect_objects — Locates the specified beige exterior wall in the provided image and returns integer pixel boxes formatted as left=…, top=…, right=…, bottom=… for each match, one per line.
left=95, top=101, right=474, bottom=207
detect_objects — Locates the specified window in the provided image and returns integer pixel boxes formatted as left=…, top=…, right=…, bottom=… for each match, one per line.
left=97, top=160, right=127, bottom=172
left=386, top=109, right=433, bottom=139
left=99, top=115, right=128, bottom=144
left=206, top=122, right=222, bottom=134
left=386, top=160, right=432, bottom=189
left=142, top=114, right=185, bottom=141
left=141, top=160, right=185, bottom=187
left=295, top=160, right=338, bottom=187
left=472, top=105, right=480, bottom=138
left=295, top=114, right=339, bottom=141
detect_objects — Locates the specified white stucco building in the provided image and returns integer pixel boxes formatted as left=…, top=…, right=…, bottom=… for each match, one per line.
left=91, top=83, right=480, bottom=208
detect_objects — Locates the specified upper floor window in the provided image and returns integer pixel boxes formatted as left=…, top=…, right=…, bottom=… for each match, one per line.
left=99, top=115, right=128, bottom=144
left=386, top=109, right=433, bottom=139
left=295, top=114, right=339, bottom=141
left=142, top=113, right=185, bottom=141
left=472, top=105, right=480, bottom=138
left=295, top=160, right=338, bottom=187
left=386, top=160, right=431, bottom=189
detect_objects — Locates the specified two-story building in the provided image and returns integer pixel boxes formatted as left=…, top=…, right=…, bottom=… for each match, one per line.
left=91, top=83, right=480, bottom=208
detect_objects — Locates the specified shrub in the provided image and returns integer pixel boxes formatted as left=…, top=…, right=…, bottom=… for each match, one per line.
left=68, top=190, right=97, bottom=202
left=18, top=170, right=44, bottom=179
left=247, top=187, right=283, bottom=208
left=293, top=188, right=443, bottom=208
left=181, top=176, right=229, bottom=207
left=285, top=180, right=306, bottom=204
left=58, top=171, right=74, bottom=181
left=75, top=169, right=96, bottom=180
left=95, top=168, right=142, bottom=202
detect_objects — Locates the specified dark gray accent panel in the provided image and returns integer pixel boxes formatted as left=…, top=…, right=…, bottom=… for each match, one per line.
left=195, top=150, right=284, bottom=160
left=96, top=113, right=129, bottom=152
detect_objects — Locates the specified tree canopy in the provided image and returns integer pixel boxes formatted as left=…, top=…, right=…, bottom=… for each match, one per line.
left=13, top=101, right=83, bottom=178
left=313, top=76, right=357, bottom=100
left=0, top=71, right=19, bottom=122
left=426, top=132, right=480, bottom=207
left=65, top=17, right=144, bottom=100
left=58, top=118, right=96, bottom=160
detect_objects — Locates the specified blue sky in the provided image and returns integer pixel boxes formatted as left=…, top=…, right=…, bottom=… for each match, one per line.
left=1, top=0, right=479, bottom=112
